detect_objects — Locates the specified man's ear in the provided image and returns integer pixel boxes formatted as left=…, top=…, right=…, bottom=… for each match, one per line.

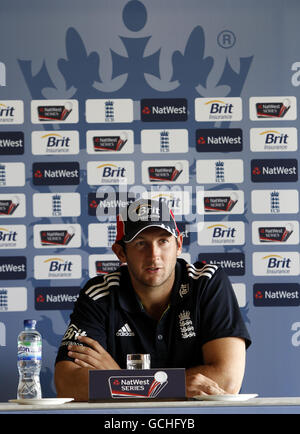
left=112, top=242, right=127, bottom=263
left=176, top=233, right=183, bottom=256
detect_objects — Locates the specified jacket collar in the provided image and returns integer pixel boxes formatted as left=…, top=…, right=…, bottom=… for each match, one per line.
left=117, top=259, right=188, bottom=313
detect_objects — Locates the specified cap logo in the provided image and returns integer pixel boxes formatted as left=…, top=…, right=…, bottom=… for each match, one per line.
left=115, top=198, right=179, bottom=243
left=137, top=204, right=160, bottom=218
left=129, top=203, right=160, bottom=222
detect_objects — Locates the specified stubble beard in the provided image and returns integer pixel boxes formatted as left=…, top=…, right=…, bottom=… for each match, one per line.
left=129, top=264, right=176, bottom=292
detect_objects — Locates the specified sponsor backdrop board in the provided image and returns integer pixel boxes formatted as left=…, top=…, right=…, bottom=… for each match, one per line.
left=0, top=0, right=300, bottom=401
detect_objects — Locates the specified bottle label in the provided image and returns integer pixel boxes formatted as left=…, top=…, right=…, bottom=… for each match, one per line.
left=18, top=341, right=42, bottom=361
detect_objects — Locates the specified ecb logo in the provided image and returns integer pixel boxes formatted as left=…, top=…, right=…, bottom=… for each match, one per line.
left=0, top=62, right=6, bottom=86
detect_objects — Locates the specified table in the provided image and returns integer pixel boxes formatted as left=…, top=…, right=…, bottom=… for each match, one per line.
left=1, top=397, right=300, bottom=414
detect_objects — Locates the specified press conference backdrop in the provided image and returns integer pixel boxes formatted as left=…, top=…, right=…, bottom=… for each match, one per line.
left=1, top=0, right=300, bottom=401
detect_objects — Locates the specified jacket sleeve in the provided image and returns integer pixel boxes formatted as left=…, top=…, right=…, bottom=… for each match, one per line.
left=198, top=267, right=251, bottom=348
left=55, top=277, right=110, bottom=364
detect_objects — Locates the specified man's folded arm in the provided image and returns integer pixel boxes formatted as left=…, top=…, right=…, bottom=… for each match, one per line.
left=55, top=336, right=246, bottom=400
left=54, top=335, right=120, bottom=401
left=55, top=360, right=90, bottom=401
left=185, top=336, right=246, bottom=397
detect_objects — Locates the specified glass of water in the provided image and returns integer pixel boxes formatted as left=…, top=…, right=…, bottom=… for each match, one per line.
left=126, top=354, right=151, bottom=370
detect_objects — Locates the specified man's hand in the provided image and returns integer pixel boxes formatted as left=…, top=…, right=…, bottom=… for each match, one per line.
left=184, top=337, right=246, bottom=397
left=67, top=336, right=120, bottom=370
left=185, top=371, right=227, bottom=397
left=55, top=336, right=120, bottom=400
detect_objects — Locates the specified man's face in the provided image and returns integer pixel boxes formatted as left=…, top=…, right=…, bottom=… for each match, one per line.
left=114, top=227, right=182, bottom=291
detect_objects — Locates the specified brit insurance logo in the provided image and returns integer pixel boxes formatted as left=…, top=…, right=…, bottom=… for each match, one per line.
left=87, top=161, right=135, bottom=185
left=252, top=252, right=300, bottom=276
left=196, top=128, right=243, bottom=152
left=141, top=98, right=188, bottom=122
left=250, top=128, right=297, bottom=152
left=249, top=97, right=297, bottom=121
left=32, top=131, right=79, bottom=155
left=195, top=97, right=242, bottom=122
left=0, top=100, right=24, bottom=124
left=34, top=255, right=82, bottom=280
left=35, top=286, right=80, bottom=310
left=147, top=191, right=191, bottom=216
left=33, top=162, right=80, bottom=185
left=253, top=283, right=300, bottom=306
left=197, top=222, right=245, bottom=246
left=251, top=159, right=298, bottom=182
left=0, top=132, right=24, bottom=155
left=0, top=225, right=26, bottom=249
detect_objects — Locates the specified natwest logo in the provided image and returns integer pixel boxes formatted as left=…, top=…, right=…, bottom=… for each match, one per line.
left=88, top=192, right=136, bottom=217
left=141, top=98, right=188, bottom=122
left=35, top=286, right=80, bottom=310
left=253, top=283, right=300, bottom=306
left=196, top=128, right=243, bottom=152
left=251, top=159, right=298, bottom=182
left=0, top=132, right=24, bottom=155
left=33, top=162, right=80, bottom=185
left=198, top=253, right=245, bottom=275
left=0, top=256, right=26, bottom=280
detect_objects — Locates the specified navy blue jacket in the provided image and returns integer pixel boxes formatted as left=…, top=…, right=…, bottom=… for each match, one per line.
left=56, top=259, right=251, bottom=369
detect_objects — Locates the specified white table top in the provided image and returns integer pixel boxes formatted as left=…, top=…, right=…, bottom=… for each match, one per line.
left=2, top=397, right=300, bottom=412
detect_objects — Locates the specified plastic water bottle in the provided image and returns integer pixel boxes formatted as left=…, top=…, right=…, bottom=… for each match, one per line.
left=17, top=319, right=42, bottom=399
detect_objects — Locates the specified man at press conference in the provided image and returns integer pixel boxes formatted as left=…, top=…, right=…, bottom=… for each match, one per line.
left=54, top=198, right=251, bottom=401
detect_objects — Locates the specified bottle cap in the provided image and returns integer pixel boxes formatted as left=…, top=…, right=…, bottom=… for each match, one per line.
left=24, top=319, right=37, bottom=329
